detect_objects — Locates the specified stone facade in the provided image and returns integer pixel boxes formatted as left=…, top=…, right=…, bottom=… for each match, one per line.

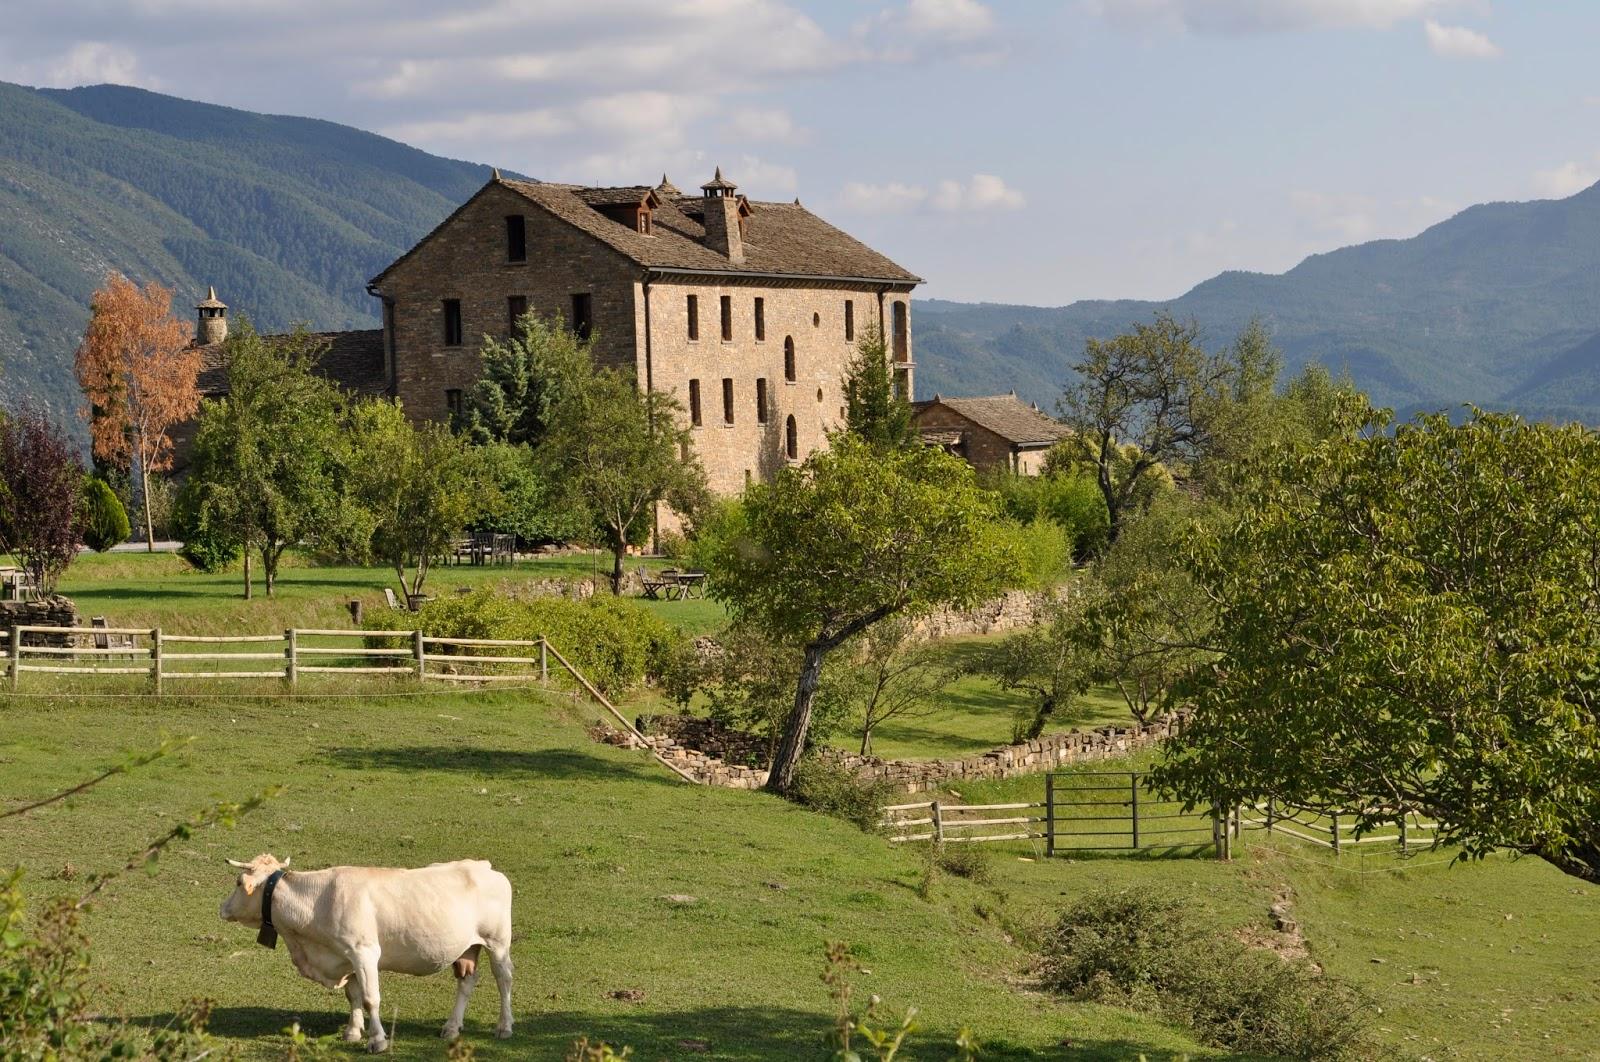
left=912, top=394, right=1069, bottom=476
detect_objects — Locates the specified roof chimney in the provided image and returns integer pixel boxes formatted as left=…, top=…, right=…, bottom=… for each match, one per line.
left=196, top=285, right=227, bottom=346
left=700, top=167, right=745, bottom=264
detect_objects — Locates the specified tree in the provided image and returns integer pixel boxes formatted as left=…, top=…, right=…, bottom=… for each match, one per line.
left=79, top=476, right=131, bottom=553
left=711, top=435, right=1021, bottom=793
left=472, top=441, right=586, bottom=545
left=0, top=406, right=84, bottom=595
left=541, top=367, right=706, bottom=595
left=74, top=274, right=201, bottom=551
left=180, top=322, right=349, bottom=597
left=842, top=325, right=916, bottom=449
left=975, top=592, right=1101, bottom=741
left=460, top=312, right=591, bottom=447
left=1154, top=406, right=1600, bottom=885
left=834, top=618, right=953, bottom=756
left=347, top=400, right=486, bottom=602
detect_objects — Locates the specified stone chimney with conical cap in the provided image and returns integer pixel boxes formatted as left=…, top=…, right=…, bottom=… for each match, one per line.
left=700, top=167, right=744, bottom=264
left=196, top=286, right=227, bottom=346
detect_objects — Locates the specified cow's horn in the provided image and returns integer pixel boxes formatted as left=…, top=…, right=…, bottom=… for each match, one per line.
left=226, top=859, right=251, bottom=868
left=281, top=856, right=291, bottom=867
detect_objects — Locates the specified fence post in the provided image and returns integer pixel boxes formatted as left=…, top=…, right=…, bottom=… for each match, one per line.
left=1211, top=802, right=1224, bottom=860
left=539, top=636, right=548, bottom=684
left=931, top=800, right=944, bottom=844
left=1045, top=773, right=1056, bottom=858
left=1330, top=811, right=1341, bottom=855
left=1130, top=773, right=1140, bottom=850
left=413, top=629, right=426, bottom=681
left=151, top=628, right=163, bottom=695
left=8, top=625, right=18, bottom=692
left=1232, top=805, right=1241, bottom=841
left=285, top=629, right=298, bottom=687
left=1399, top=813, right=1408, bottom=851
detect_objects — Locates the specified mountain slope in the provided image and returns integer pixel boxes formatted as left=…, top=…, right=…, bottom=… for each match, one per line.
left=0, top=81, right=496, bottom=422
left=916, top=184, right=1600, bottom=422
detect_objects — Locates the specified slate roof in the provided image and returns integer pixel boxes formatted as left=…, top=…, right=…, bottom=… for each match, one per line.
left=913, top=394, right=1071, bottom=447
left=371, top=174, right=920, bottom=286
left=196, top=329, right=388, bottom=399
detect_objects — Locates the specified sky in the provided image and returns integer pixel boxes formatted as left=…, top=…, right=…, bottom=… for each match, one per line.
left=1, top=0, right=1596, bottom=305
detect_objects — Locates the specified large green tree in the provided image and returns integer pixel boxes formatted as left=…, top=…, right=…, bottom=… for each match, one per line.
left=460, top=311, right=590, bottom=447
left=1155, top=406, right=1600, bottom=885
left=711, top=435, right=1021, bottom=793
left=842, top=325, right=915, bottom=449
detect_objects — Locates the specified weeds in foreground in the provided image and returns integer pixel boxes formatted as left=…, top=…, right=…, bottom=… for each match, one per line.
left=823, top=940, right=978, bottom=1061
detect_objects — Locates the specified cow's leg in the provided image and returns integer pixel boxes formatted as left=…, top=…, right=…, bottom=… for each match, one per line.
left=487, top=940, right=514, bottom=1039
left=353, top=949, right=388, bottom=1053
left=342, top=980, right=366, bottom=1043
left=442, top=945, right=482, bottom=1040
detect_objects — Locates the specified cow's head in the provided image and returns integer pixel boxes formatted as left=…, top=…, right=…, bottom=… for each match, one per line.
left=219, top=853, right=290, bottom=924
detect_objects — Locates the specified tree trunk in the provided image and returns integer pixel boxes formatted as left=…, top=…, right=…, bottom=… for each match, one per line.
left=610, top=541, right=625, bottom=596
left=243, top=549, right=253, bottom=601
left=140, top=463, right=155, bottom=553
left=765, top=642, right=830, bottom=794
left=859, top=725, right=873, bottom=757
left=1024, top=693, right=1057, bottom=740
left=262, top=544, right=277, bottom=597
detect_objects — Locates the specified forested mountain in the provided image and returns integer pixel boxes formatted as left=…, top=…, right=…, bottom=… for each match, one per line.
left=915, top=183, right=1600, bottom=424
left=0, top=80, right=496, bottom=423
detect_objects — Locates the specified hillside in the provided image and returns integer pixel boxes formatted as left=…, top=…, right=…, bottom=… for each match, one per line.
left=916, top=185, right=1600, bottom=423
left=0, top=81, right=496, bottom=422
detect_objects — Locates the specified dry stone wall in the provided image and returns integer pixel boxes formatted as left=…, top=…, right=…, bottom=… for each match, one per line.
left=0, top=597, right=81, bottom=649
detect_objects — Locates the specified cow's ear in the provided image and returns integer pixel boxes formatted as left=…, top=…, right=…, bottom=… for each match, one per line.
left=243, top=878, right=257, bottom=896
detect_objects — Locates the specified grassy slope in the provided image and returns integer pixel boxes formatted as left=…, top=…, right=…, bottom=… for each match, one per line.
left=0, top=688, right=1214, bottom=1061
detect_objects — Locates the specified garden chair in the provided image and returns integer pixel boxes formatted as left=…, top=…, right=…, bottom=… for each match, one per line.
left=383, top=587, right=404, bottom=611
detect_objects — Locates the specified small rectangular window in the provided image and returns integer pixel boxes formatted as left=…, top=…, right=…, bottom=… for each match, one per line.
left=754, top=297, right=766, bottom=341
left=507, top=295, right=527, bottom=333
left=442, top=299, right=463, bottom=347
left=720, top=295, right=733, bottom=341
left=845, top=300, right=855, bottom=342
left=722, top=377, right=735, bottom=425
left=894, top=367, right=910, bottom=401
left=686, top=295, right=699, bottom=341
left=445, top=389, right=463, bottom=416
left=637, top=210, right=652, bottom=234
left=505, top=216, right=526, bottom=262
left=756, top=378, right=768, bottom=424
left=893, top=301, right=908, bottom=361
left=689, top=379, right=702, bottom=427
left=571, top=293, right=593, bottom=340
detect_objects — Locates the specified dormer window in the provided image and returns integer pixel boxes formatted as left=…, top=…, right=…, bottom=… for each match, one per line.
left=637, top=209, right=652, bottom=235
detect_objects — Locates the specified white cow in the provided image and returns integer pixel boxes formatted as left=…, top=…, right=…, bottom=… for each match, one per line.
left=219, top=853, right=513, bottom=1052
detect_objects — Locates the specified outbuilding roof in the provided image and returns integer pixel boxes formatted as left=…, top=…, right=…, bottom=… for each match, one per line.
left=913, top=394, right=1071, bottom=447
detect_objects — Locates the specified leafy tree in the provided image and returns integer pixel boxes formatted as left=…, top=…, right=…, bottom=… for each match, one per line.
left=180, top=321, right=349, bottom=597
left=74, top=274, right=201, bottom=551
left=842, top=325, right=915, bottom=449
left=989, top=470, right=1110, bottom=560
left=0, top=406, right=84, bottom=595
left=79, top=475, right=131, bottom=553
left=1155, top=406, right=1600, bottom=885
left=347, top=400, right=487, bottom=601
left=975, top=591, right=1102, bottom=740
left=472, top=441, right=586, bottom=545
left=833, top=618, right=953, bottom=756
left=461, top=311, right=591, bottom=447
left=711, top=435, right=1021, bottom=793
left=541, top=366, right=706, bottom=595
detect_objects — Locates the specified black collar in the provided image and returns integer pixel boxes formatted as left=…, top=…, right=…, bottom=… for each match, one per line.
left=257, top=869, right=286, bottom=949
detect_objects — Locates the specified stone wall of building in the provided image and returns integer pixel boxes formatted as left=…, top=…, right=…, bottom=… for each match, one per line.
left=911, top=404, right=1015, bottom=473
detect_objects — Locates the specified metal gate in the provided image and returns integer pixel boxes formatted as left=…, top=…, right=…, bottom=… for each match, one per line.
left=1045, top=770, right=1219, bottom=855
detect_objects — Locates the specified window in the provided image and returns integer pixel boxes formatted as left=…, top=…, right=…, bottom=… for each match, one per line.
left=571, top=293, right=593, bottom=340
left=505, top=215, right=526, bottom=262
left=722, top=378, right=735, bottom=425
left=720, top=295, right=733, bottom=341
left=507, top=295, right=527, bottom=333
left=893, top=301, right=908, bottom=361
left=845, top=299, right=855, bottom=341
left=442, top=299, right=463, bottom=347
left=754, top=297, right=766, bottom=341
left=785, top=415, right=798, bottom=460
left=689, top=379, right=702, bottom=427
left=756, top=378, right=768, bottom=424
left=687, top=295, right=699, bottom=341
left=784, top=336, right=796, bottom=381
left=445, top=389, right=463, bottom=417
left=637, top=209, right=652, bottom=235
left=895, top=367, right=910, bottom=401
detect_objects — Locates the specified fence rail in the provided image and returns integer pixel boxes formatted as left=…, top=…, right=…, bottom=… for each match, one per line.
left=882, top=800, right=1049, bottom=844
left=1240, top=800, right=1439, bottom=853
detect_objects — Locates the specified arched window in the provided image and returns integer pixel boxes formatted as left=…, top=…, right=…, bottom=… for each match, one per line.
left=785, top=415, right=798, bottom=460
left=784, top=336, right=796, bottom=382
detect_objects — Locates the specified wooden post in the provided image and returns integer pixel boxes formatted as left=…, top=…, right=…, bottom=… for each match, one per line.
left=1212, top=803, right=1224, bottom=859
left=285, top=629, right=298, bottom=687
left=539, top=637, right=548, bottom=684
left=151, top=628, right=163, bottom=695
left=413, top=629, right=426, bottom=681
left=1329, top=811, right=1341, bottom=855
left=8, top=625, right=19, bottom=692
left=1399, top=813, right=1408, bottom=851
left=1129, top=773, right=1140, bottom=850
left=931, top=800, right=944, bottom=844
left=1232, top=805, right=1241, bottom=840
left=1045, top=773, right=1056, bottom=858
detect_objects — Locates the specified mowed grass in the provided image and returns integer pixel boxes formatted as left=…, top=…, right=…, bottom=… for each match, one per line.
left=0, top=685, right=1217, bottom=1061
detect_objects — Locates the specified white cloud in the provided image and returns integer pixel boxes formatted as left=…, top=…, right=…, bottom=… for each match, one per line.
left=726, top=107, right=809, bottom=145
left=1423, top=19, right=1501, bottom=58
left=841, top=173, right=1024, bottom=213
left=1533, top=158, right=1600, bottom=198
left=25, top=41, right=157, bottom=89
left=900, top=0, right=996, bottom=41
left=1085, top=0, right=1467, bottom=34
left=856, top=0, right=1002, bottom=62
left=1290, top=188, right=1457, bottom=244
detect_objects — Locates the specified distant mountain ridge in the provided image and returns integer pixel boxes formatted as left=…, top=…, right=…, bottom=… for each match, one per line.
left=915, top=184, right=1600, bottom=423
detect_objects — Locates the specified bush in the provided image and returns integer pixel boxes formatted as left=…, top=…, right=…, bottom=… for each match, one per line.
left=374, top=588, right=687, bottom=695
left=1002, top=517, right=1072, bottom=590
left=989, top=471, right=1110, bottom=560
left=79, top=475, right=131, bottom=552
left=172, top=477, right=241, bottom=572
left=934, top=843, right=991, bottom=883
left=1039, top=888, right=1370, bottom=1059
left=789, top=756, right=890, bottom=831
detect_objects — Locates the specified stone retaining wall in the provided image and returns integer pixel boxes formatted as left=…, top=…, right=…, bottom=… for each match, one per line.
left=0, top=597, right=80, bottom=649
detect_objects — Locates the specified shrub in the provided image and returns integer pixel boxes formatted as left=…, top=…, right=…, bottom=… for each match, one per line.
left=172, top=476, right=241, bottom=572
left=79, top=475, right=131, bottom=552
left=934, top=843, right=991, bottom=883
left=989, top=470, right=1110, bottom=560
left=789, top=755, right=890, bottom=831
left=1002, top=517, right=1072, bottom=590
left=654, top=529, right=687, bottom=559
left=1039, top=888, right=1370, bottom=1059
left=375, top=588, right=687, bottom=695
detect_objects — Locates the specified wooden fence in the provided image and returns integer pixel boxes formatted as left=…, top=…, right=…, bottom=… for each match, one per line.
left=882, top=799, right=1048, bottom=845
left=1239, top=801, right=1439, bottom=853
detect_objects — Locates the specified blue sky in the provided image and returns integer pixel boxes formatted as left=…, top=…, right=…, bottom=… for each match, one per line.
left=2, top=1, right=1596, bottom=304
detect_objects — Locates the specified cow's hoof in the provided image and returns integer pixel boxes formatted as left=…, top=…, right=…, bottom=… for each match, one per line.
left=342, top=1028, right=363, bottom=1043
left=368, top=1038, right=390, bottom=1054
left=440, top=1025, right=462, bottom=1041
left=496, top=1025, right=513, bottom=1040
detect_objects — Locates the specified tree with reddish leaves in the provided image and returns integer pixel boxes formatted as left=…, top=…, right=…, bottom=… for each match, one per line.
left=0, top=406, right=85, bottom=596
left=74, top=274, right=200, bottom=550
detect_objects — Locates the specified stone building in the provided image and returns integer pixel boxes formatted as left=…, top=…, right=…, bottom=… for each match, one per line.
left=912, top=393, right=1070, bottom=475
